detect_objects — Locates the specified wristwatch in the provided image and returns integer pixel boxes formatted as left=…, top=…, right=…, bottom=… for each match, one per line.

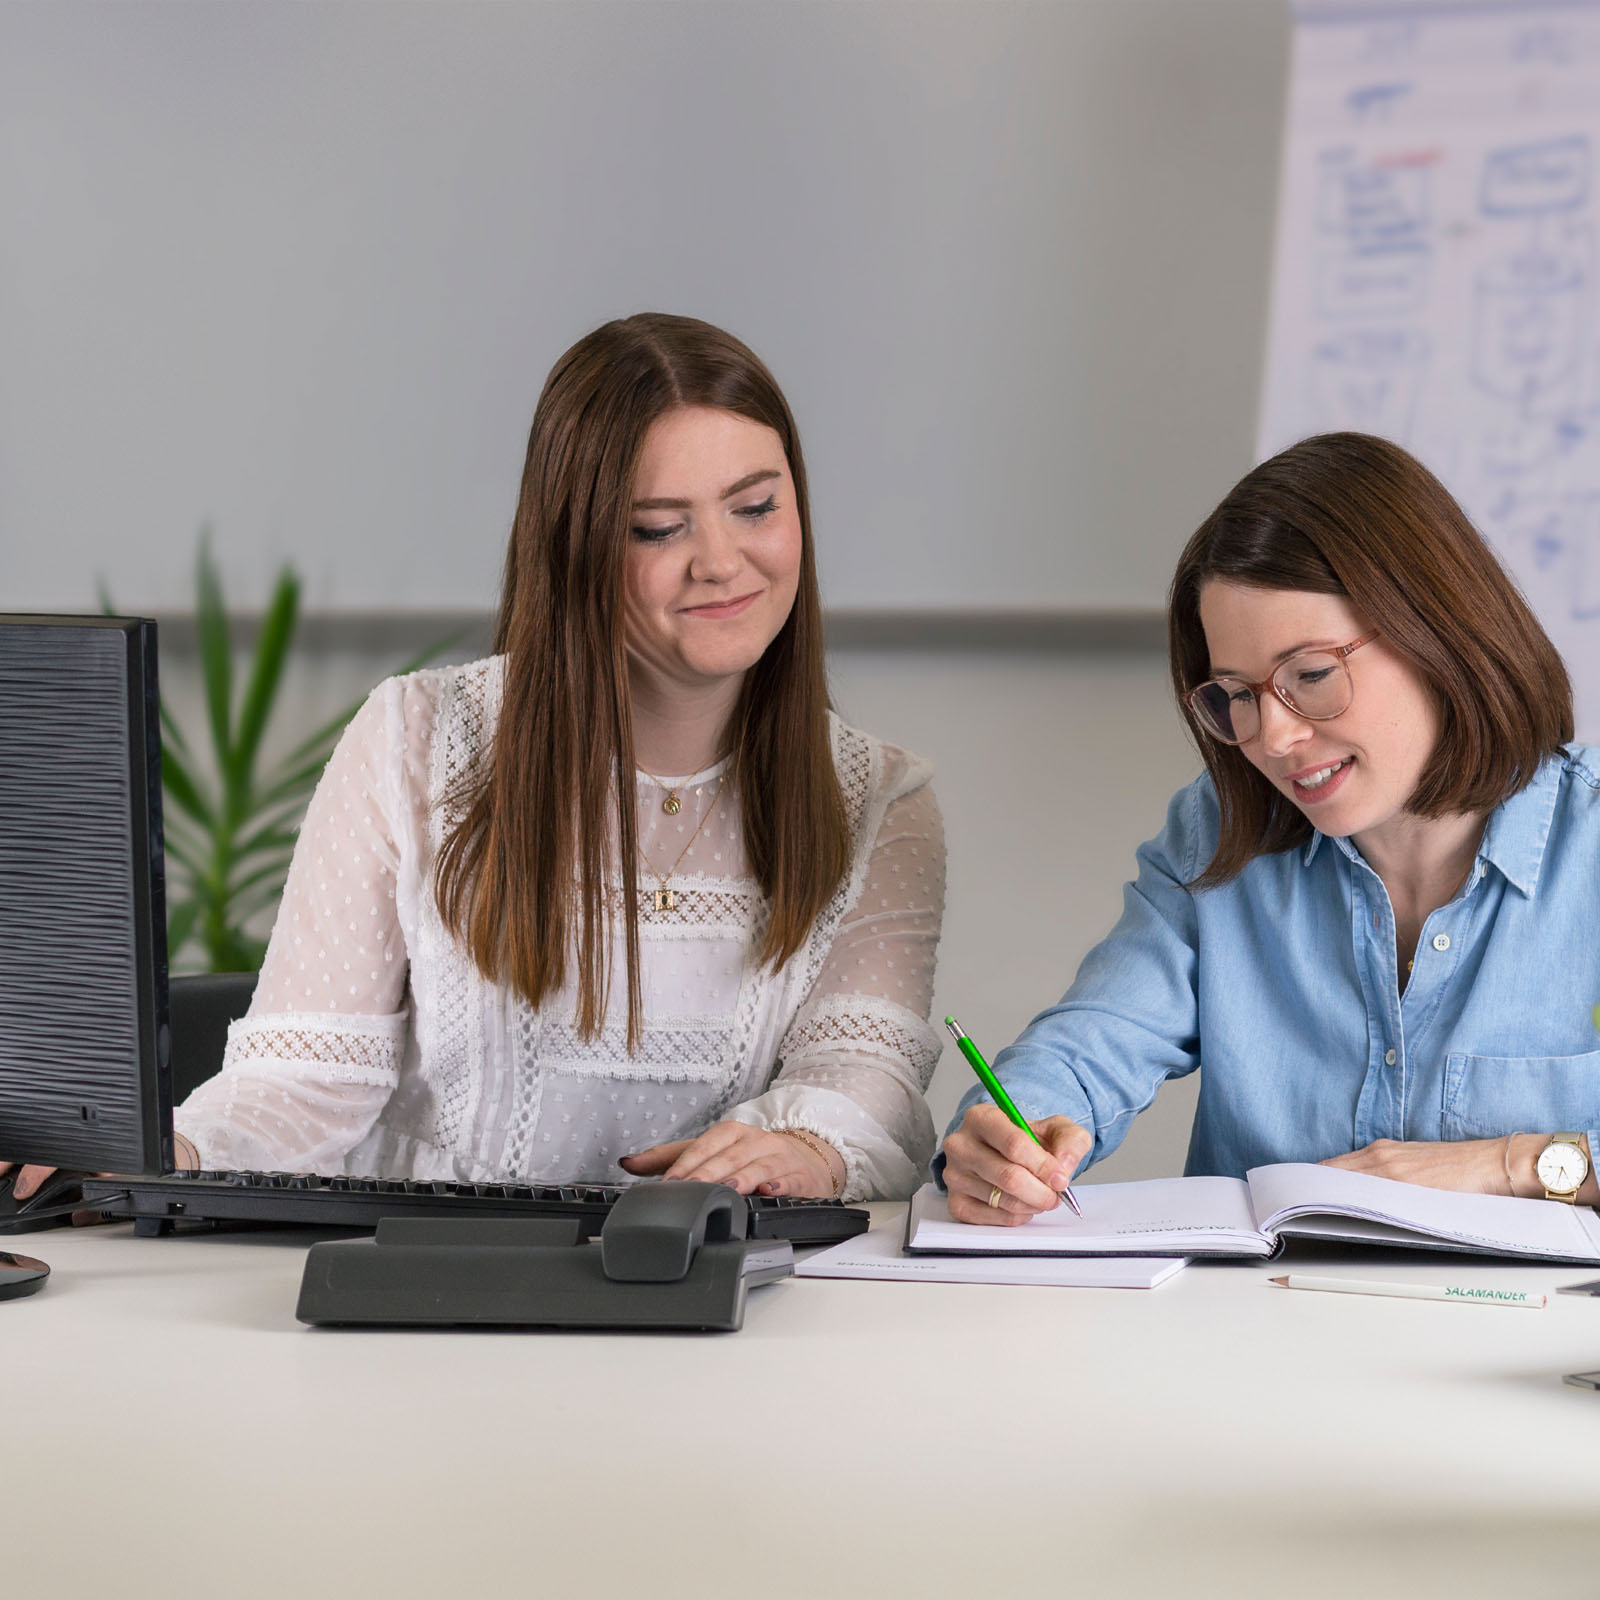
left=1535, top=1132, right=1590, bottom=1203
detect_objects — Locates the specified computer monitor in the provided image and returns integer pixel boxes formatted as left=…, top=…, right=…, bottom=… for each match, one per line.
left=0, top=616, right=172, bottom=1174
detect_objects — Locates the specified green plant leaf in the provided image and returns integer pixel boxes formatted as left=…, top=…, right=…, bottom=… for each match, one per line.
left=226, top=854, right=297, bottom=900
left=165, top=898, right=202, bottom=961
left=194, top=530, right=235, bottom=791
left=229, top=884, right=296, bottom=929
left=232, top=566, right=300, bottom=792
left=276, top=698, right=372, bottom=771
left=203, top=921, right=263, bottom=973
left=232, top=822, right=302, bottom=862
left=270, top=630, right=461, bottom=773
left=159, top=702, right=193, bottom=761
left=160, top=743, right=214, bottom=828
left=253, top=750, right=342, bottom=814
left=159, top=829, right=210, bottom=880
left=229, top=863, right=293, bottom=902
left=148, top=532, right=463, bottom=975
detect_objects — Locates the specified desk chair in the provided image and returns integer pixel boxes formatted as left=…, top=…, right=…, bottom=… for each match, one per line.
left=169, top=972, right=257, bottom=1104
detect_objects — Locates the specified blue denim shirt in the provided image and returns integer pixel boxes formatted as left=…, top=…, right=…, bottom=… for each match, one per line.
left=943, top=747, right=1600, bottom=1179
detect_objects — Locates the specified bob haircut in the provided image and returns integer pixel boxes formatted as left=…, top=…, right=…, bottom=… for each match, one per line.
left=1169, top=432, right=1573, bottom=887
left=434, top=313, right=850, bottom=1044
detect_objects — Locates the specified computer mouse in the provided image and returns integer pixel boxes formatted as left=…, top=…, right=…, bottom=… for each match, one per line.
left=0, top=1168, right=86, bottom=1233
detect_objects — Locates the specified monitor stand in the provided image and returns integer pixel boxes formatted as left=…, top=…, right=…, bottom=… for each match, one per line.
left=0, top=1250, right=50, bottom=1300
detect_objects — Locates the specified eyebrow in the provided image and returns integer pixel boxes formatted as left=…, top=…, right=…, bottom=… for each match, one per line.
left=1208, top=639, right=1342, bottom=678
left=632, top=468, right=780, bottom=511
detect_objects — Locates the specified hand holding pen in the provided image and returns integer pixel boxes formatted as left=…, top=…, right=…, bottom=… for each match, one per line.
left=941, top=1017, right=1090, bottom=1226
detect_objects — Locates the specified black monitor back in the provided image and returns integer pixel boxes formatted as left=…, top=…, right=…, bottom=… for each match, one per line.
left=0, top=616, right=171, bottom=1173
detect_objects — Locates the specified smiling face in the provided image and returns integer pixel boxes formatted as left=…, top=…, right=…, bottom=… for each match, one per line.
left=622, top=406, right=803, bottom=701
left=1197, top=580, right=1441, bottom=841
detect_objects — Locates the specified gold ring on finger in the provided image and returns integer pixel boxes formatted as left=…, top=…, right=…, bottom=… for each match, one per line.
left=987, top=1185, right=1003, bottom=1209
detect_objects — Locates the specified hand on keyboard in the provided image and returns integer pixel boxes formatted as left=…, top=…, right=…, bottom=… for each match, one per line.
left=619, top=1120, right=845, bottom=1198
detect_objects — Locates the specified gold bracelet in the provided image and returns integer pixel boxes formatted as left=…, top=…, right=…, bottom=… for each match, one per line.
left=776, top=1127, right=843, bottom=1197
left=1504, top=1131, right=1522, bottom=1198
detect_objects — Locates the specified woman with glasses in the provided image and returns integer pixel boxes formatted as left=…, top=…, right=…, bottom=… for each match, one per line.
left=940, top=431, right=1599, bottom=1224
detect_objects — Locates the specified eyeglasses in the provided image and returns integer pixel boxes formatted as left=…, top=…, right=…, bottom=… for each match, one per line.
left=1184, top=632, right=1379, bottom=746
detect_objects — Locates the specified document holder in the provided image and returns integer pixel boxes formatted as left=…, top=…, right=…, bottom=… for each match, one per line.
left=295, top=1182, right=794, bottom=1331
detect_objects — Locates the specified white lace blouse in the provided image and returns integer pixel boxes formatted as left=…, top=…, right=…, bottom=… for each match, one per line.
left=174, top=657, right=947, bottom=1200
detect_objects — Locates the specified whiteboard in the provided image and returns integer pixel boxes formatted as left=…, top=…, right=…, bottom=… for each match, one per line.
left=1259, top=0, right=1600, bottom=738
left=0, top=0, right=1287, bottom=618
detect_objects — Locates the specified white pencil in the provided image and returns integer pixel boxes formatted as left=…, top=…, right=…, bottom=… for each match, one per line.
left=1270, top=1273, right=1545, bottom=1308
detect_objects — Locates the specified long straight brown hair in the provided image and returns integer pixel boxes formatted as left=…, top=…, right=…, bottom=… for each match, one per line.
left=434, top=314, right=850, bottom=1044
left=1169, top=432, right=1572, bottom=886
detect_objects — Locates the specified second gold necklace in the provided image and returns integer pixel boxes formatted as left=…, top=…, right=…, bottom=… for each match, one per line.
left=636, top=778, right=724, bottom=912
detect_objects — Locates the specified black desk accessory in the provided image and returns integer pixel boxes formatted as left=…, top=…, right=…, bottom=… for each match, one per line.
left=0, top=1169, right=89, bottom=1234
left=0, top=616, right=171, bottom=1287
left=0, top=617, right=172, bottom=1179
left=295, top=1182, right=793, bottom=1332
left=87, top=1168, right=868, bottom=1244
left=0, top=1250, right=51, bottom=1301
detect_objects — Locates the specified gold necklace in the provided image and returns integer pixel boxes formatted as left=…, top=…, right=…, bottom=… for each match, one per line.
left=637, top=765, right=695, bottom=815
left=637, top=779, right=724, bottom=912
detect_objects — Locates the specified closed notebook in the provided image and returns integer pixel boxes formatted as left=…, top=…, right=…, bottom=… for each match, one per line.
left=795, top=1220, right=1187, bottom=1288
left=908, top=1162, right=1600, bottom=1264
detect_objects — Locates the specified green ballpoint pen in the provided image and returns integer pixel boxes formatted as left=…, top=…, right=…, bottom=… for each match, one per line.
left=945, top=1016, right=1082, bottom=1216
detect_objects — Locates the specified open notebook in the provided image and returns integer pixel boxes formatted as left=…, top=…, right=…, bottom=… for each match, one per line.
left=908, top=1162, right=1600, bottom=1264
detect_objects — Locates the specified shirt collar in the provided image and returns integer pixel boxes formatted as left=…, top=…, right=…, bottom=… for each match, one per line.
left=1300, top=751, right=1565, bottom=897
left=1475, top=752, right=1563, bottom=897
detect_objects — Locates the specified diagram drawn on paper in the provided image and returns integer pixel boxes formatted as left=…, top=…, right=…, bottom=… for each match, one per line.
left=1259, top=2, right=1600, bottom=734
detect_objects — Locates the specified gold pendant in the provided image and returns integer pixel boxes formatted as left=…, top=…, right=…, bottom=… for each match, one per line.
left=653, top=888, right=676, bottom=912
left=662, top=793, right=682, bottom=815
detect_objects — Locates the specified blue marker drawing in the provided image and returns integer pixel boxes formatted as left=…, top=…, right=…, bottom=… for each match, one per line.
left=1317, top=160, right=1430, bottom=247
left=1267, top=3, right=1600, bottom=693
left=1314, top=157, right=1433, bottom=320
left=1510, top=26, right=1576, bottom=68
left=1317, top=246, right=1432, bottom=320
left=1481, top=136, right=1590, bottom=217
left=1471, top=245, right=1588, bottom=409
left=1310, top=328, right=1430, bottom=440
left=1346, top=82, right=1414, bottom=123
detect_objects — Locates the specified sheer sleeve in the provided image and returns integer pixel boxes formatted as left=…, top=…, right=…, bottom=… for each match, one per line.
left=173, top=680, right=420, bottom=1172
left=727, top=773, right=946, bottom=1200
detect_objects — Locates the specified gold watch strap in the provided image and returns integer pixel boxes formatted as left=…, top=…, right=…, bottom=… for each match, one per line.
left=1541, top=1132, right=1587, bottom=1203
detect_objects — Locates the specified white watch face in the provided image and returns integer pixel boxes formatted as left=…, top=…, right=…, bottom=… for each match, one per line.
left=1537, top=1141, right=1589, bottom=1194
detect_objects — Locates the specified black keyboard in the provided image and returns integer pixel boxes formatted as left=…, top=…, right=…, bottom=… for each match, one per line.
left=80, top=1170, right=870, bottom=1245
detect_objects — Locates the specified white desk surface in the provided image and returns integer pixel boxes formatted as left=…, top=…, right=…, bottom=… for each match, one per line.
left=11, top=1205, right=1600, bottom=1598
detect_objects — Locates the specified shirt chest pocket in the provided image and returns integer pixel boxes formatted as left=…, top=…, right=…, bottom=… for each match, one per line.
left=1441, top=1050, right=1600, bottom=1140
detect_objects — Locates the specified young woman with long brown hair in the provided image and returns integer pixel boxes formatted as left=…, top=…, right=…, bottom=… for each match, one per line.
left=940, top=432, right=1600, bottom=1224
left=113, top=314, right=944, bottom=1201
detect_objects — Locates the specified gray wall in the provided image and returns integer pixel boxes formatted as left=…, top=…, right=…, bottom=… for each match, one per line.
left=2, top=0, right=1288, bottom=614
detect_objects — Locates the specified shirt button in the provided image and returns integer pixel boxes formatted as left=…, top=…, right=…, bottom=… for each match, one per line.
left=1432, top=933, right=1451, bottom=952
left=1385, top=1048, right=1397, bottom=1066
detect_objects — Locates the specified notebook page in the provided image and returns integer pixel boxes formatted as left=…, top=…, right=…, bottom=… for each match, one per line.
left=906, top=1177, right=1269, bottom=1257
left=796, top=1221, right=1188, bottom=1287
left=1246, top=1162, right=1600, bottom=1261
